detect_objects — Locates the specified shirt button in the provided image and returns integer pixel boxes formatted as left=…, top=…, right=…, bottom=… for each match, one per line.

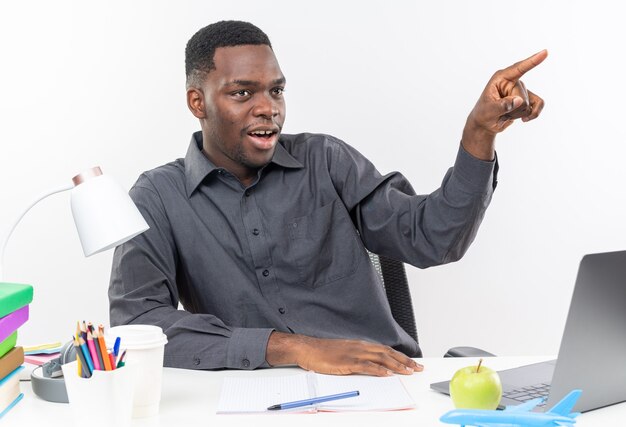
left=242, top=359, right=250, bottom=368
left=262, top=269, right=270, bottom=277
left=252, top=228, right=260, bottom=236
left=278, top=307, right=286, bottom=314
left=193, top=357, right=201, bottom=366
left=245, top=190, right=251, bottom=197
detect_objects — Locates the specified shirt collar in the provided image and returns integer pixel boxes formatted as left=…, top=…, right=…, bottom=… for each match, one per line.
left=184, top=131, right=303, bottom=197
left=271, top=139, right=304, bottom=169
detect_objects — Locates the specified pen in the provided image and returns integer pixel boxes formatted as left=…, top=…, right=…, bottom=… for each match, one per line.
left=113, top=337, right=121, bottom=357
left=267, top=390, right=360, bottom=410
left=116, top=349, right=127, bottom=368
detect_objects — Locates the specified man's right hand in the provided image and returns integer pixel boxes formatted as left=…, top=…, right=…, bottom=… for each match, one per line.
left=461, top=49, right=548, bottom=161
left=265, top=331, right=423, bottom=376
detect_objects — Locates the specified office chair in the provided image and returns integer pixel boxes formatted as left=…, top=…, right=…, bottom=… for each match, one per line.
left=368, top=252, right=495, bottom=358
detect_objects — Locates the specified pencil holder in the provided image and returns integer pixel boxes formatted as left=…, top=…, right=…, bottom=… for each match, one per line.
left=61, top=360, right=135, bottom=427
left=106, top=324, right=168, bottom=418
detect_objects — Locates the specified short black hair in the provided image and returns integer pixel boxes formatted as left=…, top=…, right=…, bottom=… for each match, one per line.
left=185, top=20, right=272, bottom=88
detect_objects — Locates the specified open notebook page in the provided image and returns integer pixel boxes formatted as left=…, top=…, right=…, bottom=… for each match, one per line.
left=217, top=372, right=415, bottom=414
left=313, top=374, right=415, bottom=412
left=217, top=373, right=312, bottom=413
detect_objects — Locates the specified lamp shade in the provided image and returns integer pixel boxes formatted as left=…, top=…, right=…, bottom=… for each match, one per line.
left=70, top=168, right=149, bottom=257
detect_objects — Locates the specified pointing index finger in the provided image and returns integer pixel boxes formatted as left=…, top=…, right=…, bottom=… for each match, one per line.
left=499, top=49, right=548, bottom=81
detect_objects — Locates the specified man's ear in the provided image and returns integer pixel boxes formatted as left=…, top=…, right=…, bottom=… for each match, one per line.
left=187, top=87, right=206, bottom=119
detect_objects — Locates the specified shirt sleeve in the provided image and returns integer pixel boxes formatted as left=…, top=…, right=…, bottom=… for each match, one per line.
left=108, top=178, right=274, bottom=370
left=328, top=138, right=497, bottom=268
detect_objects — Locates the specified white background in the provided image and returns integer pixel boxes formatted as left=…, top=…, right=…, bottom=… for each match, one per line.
left=1, top=1, right=624, bottom=358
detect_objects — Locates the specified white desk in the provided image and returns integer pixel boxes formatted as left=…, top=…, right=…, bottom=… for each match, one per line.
left=4, top=357, right=624, bottom=426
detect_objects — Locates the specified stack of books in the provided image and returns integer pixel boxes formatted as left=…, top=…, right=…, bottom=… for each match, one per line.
left=0, top=283, right=33, bottom=418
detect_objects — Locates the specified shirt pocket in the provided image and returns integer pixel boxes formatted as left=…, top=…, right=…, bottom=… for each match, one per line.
left=283, top=199, right=361, bottom=289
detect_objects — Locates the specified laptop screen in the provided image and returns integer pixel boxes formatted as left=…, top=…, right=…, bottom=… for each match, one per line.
left=546, top=250, right=626, bottom=412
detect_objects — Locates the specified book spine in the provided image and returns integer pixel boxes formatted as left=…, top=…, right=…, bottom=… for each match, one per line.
left=0, top=347, right=24, bottom=380
left=0, top=306, right=29, bottom=343
left=0, top=283, right=34, bottom=318
left=0, top=332, right=18, bottom=359
left=0, top=393, right=24, bottom=419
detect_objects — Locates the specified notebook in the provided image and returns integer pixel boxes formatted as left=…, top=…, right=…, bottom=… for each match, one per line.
left=0, top=333, right=17, bottom=359
left=0, top=366, right=24, bottom=419
left=217, top=372, right=415, bottom=413
left=0, top=347, right=24, bottom=380
left=0, top=305, right=29, bottom=343
left=0, top=283, right=33, bottom=318
left=431, top=250, right=626, bottom=413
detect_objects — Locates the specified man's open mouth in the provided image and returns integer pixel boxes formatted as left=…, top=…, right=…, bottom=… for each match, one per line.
left=246, top=129, right=279, bottom=150
left=248, top=129, right=277, bottom=139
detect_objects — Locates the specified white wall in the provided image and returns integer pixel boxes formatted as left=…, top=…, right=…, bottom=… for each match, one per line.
left=1, top=0, right=624, bottom=357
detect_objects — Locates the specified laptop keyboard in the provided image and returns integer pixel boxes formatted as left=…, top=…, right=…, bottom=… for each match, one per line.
left=502, top=383, right=551, bottom=406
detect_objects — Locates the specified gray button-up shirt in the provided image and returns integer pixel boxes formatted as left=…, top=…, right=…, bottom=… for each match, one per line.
left=109, top=131, right=496, bottom=370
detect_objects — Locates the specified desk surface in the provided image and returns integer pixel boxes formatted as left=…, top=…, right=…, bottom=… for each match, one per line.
left=4, top=356, right=624, bottom=426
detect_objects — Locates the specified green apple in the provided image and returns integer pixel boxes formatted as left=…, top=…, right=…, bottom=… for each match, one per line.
left=449, top=358, right=502, bottom=410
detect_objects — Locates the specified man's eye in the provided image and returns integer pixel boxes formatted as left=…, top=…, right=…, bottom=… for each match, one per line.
left=234, top=90, right=251, bottom=97
left=272, top=87, right=284, bottom=96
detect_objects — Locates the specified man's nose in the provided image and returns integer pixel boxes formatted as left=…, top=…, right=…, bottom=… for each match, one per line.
left=252, top=93, right=279, bottom=119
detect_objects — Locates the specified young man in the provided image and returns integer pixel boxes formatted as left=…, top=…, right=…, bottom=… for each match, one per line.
left=109, top=21, right=546, bottom=376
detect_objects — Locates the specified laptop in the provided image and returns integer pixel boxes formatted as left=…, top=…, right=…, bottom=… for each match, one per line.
left=431, top=250, right=626, bottom=412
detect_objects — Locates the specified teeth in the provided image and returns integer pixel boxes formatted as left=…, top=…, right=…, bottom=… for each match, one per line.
left=250, top=130, right=273, bottom=135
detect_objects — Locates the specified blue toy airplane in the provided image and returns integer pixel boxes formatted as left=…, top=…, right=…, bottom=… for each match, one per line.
left=439, top=390, right=582, bottom=427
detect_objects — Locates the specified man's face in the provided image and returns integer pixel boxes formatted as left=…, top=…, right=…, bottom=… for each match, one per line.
left=194, top=44, right=286, bottom=176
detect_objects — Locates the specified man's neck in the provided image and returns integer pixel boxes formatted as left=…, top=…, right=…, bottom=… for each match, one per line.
left=200, top=147, right=258, bottom=188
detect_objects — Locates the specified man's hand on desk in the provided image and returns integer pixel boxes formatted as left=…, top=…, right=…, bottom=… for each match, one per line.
left=266, top=331, right=423, bottom=376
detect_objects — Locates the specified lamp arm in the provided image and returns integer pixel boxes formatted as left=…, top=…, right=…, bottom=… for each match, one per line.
left=0, top=182, right=74, bottom=281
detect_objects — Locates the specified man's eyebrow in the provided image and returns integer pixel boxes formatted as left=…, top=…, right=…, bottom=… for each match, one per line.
left=224, top=77, right=286, bottom=88
left=225, top=79, right=259, bottom=88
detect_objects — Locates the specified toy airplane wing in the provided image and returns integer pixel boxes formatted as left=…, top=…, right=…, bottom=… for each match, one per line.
left=439, top=390, right=582, bottom=427
left=503, top=397, right=544, bottom=412
left=546, top=390, right=582, bottom=417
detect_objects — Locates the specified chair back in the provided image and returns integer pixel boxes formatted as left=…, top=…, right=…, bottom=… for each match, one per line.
left=368, top=252, right=419, bottom=347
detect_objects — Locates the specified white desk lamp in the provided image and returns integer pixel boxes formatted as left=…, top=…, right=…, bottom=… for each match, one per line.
left=0, top=166, right=149, bottom=281
left=0, top=166, right=149, bottom=403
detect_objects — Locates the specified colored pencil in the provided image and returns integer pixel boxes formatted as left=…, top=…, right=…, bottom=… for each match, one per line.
left=77, top=354, right=82, bottom=376
left=72, top=337, right=92, bottom=378
left=92, top=331, right=105, bottom=371
left=75, top=323, right=82, bottom=376
left=96, top=331, right=112, bottom=371
left=77, top=336, right=95, bottom=373
left=86, top=331, right=101, bottom=371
